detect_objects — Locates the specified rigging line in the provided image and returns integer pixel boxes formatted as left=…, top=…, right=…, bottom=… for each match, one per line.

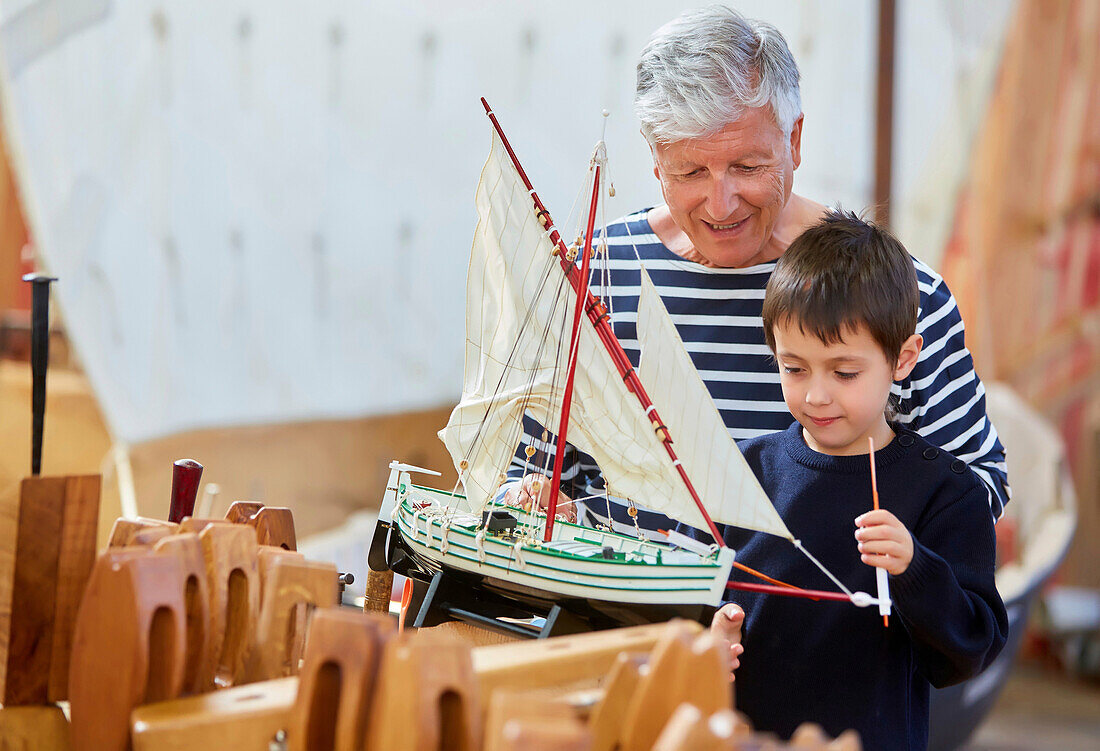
left=731, top=561, right=801, bottom=591
left=529, top=168, right=593, bottom=485
left=727, top=580, right=851, bottom=604
left=538, top=276, right=575, bottom=538
left=506, top=263, right=573, bottom=537
left=512, top=261, right=570, bottom=456
left=458, top=248, right=562, bottom=474
left=539, top=269, right=574, bottom=472
left=792, top=539, right=855, bottom=598
left=511, top=268, right=573, bottom=539
left=463, top=146, right=590, bottom=462
left=546, top=164, right=603, bottom=541
left=621, top=207, right=647, bottom=266
left=481, top=101, right=725, bottom=548
left=453, top=253, right=566, bottom=528
left=542, top=250, right=577, bottom=471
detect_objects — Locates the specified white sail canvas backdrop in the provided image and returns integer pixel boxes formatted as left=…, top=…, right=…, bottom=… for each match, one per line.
left=0, top=0, right=1013, bottom=443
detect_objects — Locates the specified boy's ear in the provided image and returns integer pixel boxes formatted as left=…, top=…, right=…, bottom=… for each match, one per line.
left=893, top=334, right=923, bottom=381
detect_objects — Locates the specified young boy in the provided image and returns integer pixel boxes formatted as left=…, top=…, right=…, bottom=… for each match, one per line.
left=703, top=210, right=1007, bottom=750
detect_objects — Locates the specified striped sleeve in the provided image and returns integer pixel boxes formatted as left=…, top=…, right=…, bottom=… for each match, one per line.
left=893, top=260, right=1011, bottom=520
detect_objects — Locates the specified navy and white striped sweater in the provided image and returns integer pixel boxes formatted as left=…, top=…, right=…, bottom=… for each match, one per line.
left=505, top=209, right=1010, bottom=534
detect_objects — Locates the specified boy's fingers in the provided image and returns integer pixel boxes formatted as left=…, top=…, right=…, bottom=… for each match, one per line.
left=714, top=604, right=745, bottom=625
left=854, top=509, right=898, bottom=526
left=857, top=539, right=904, bottom=557
left=855, top=525, right=906, bottom=544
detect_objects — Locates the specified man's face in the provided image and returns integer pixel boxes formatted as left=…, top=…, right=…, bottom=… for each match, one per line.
left=652, top=107, right=802, bottom=268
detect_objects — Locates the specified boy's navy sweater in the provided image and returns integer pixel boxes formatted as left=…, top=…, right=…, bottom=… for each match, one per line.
left=685, top=422, right=1008, bottom=751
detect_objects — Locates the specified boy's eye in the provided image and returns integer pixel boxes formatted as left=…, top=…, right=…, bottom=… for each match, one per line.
left=782, top=366, right=802, bottom=375
left=835, top=371, right=860, bottom=381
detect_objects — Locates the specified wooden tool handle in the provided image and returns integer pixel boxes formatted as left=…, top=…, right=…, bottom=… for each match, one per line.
left=364, top=569, right=394, bottom=614
left=168, top=459, right=203, bottom=523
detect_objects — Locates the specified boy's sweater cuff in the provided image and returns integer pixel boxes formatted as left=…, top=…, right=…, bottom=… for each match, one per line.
left=889, top=540, right=942, bottom=599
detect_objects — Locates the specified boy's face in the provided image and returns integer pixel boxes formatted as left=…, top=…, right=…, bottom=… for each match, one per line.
left=773, top=319, right=922, bottom=456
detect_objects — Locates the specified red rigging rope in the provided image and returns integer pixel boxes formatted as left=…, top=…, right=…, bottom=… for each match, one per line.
left=727, top=580, right=852, bottom=603
left=480, top=97, right=728, bottom=551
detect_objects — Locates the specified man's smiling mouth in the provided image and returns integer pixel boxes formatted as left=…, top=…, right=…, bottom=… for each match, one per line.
left=707, top=218, right=747, bottom=230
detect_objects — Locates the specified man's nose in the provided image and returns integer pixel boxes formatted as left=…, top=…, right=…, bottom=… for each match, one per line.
left=706, top=174, right=741, bottom=219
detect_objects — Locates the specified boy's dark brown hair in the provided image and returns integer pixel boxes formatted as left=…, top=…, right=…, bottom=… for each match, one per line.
left=762, top=209, right=918, bottom=362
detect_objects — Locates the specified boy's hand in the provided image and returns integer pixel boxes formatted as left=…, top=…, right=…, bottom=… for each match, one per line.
left=710, top=603, right=745, bottom=681
left=503, top=473, right=576, bottom=522
left=854, top=509, right=914, bottom=575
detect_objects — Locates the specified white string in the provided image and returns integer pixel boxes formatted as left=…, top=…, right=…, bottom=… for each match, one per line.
left=792, top=539, right=855, bottom=598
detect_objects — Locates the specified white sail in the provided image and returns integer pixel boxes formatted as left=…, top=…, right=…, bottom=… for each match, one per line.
left=636, top=269, right=793, bottom=540
left=439, top=132, right=705, bottom=522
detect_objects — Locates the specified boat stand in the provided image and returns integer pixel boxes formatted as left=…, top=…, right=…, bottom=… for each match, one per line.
left=407, top=570, right=593, bottom=639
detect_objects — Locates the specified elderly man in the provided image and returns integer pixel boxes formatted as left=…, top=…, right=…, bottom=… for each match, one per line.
left=505, top=5, right=1009, bottom=533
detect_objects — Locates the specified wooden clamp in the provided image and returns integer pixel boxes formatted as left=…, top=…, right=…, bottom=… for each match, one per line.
left=152, top=533, right=210, bottom=695
left=483, top=688, right=590, bottom=751
left=107, top=518, right=178, bottom=548
left=365, top=629, right=482, bottom=751
left=619, top=624, right=731, bottom=751
left=242, top=557, right=337, bottom=683
left=223, top=501, right=265, bottom=524
left=247, top=507, right=297, bottom=550
left=651, top=704, right=751, bottom=751
left=130, top=676, right=297, bottom=751
left=196, top=522, right=260, bottom=690
left=287, top=608, right=396, bottom=751
left=588, top=652, right=649, bottom=751
left=0, top=705, right=72, bottom=751
left=472, top=618, right=702, bottom=696
left=68, top=549, right=187, bottom=751
left=222, top=502, right=297, bottom=550
left=1, top=474, right=100, bottom=706
left=177, top=518, right=221, bottom=535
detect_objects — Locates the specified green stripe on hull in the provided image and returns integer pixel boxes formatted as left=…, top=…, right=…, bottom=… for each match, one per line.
left=398, top=494, right=720, bottom=569
left=401, top=534, right=714, bottom=595
left=394, top=505, right=722, bottom=599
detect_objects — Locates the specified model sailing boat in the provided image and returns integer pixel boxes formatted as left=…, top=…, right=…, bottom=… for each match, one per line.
left=367, top=100, right=884, bottom=632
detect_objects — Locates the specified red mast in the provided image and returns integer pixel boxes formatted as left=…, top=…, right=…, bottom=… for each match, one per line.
left=544, top=163, right=601, bottom=542
left=480, top=98, right=727, bottom=549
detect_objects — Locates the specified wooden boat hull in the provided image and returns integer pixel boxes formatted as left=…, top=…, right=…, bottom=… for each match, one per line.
left=376, top=468, right=734, bottom=630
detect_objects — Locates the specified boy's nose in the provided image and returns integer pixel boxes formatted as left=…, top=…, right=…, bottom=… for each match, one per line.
left=804, top=380, right=832, bottom=406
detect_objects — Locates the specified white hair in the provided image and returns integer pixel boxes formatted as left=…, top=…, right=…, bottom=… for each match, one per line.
left=635, top=5, right=802, bottom=144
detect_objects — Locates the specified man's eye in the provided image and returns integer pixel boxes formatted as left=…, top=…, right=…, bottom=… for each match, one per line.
left=836, top=371, right=860, bottom=381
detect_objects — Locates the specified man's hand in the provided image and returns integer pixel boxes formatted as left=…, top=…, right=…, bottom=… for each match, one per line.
left=503, top=473, right=576, bottom=523
left=710, top=602, right=745, bottom=681
left=854, top=509, right=914, bottom=575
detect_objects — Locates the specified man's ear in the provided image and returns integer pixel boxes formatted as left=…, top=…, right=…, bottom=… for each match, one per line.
left=647, top=134, right=661, bottom=181
left=789, top=113, right=804, bottom=170
left=893, top=334, right=923, bottom=381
